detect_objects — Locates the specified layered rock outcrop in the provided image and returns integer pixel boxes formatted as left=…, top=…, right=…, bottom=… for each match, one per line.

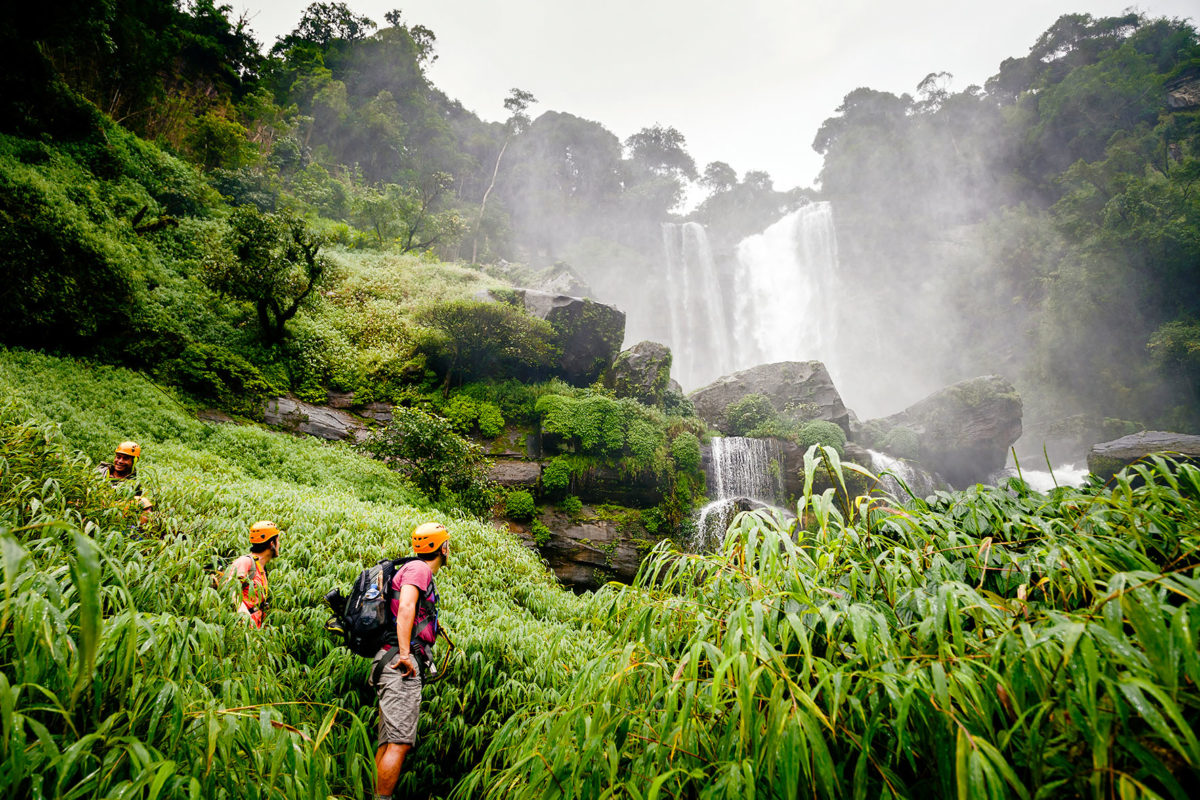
left=263, top=397, right=365, bottom=441
left=1087, top=430, right=1200, bottom=482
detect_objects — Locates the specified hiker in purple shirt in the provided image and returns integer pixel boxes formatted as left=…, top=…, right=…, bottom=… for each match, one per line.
left=372, top=522, right=448, bottom=800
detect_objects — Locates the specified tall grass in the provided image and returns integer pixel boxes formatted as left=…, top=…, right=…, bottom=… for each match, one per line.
left=0, top=348, right=600, bottom=798
left=458, top=449, right=1200, bottom=799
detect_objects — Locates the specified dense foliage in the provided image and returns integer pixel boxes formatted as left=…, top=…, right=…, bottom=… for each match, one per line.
left=0, top=347, right=598, bottom=798
left=813, top=12, right=1200, bottom=430
left=461, top=449, right=1200, bottom=798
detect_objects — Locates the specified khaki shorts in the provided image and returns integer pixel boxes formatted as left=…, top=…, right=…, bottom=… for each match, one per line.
left=372, top=647, right=422, bottom=746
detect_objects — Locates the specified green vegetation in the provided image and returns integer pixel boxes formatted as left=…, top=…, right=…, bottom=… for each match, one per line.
left=460, top=450, right=1200, bottom=798
left=725, top=393, right=776, bottom=435
left=358, top=406, right=497, bottom=516
left=796, top=419, right=847, bottom=457
left=0, top=348, right=599, bottom=799
left=504, top=489, right=537, bottom=522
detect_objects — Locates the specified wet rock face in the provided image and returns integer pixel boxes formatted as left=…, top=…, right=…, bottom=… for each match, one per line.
left=512, top=510, right=648, bottom=590
left=264, top=397, right=366, bottom=441
left=688, top=361, right=851, bottom=434
left=1088, top=431, right=1200, bottom=482
left=603, top=341, right=673, bottom=407
left=485, top=288, right=626, bottom=386
left=863, top=375, right=1022, bottom=488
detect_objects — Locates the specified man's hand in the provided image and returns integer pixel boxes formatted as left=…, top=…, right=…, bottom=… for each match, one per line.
left=389, top=652, right=417, bottom=677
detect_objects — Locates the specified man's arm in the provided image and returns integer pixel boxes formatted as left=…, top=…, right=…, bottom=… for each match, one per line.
left=389, top=583, right=420, bottom=677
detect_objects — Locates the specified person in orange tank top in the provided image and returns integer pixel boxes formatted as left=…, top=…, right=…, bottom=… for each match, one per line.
left=228, top=520, right=281, bottom=628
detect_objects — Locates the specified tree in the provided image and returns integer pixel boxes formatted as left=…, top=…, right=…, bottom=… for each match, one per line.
left=359, top=406, right=498, bottom=515
left=700, top=161, right=737, bottom=194
left=278, top=2, right=376, bottom=49
left=624, top=125, right=698, bottom=180
left=416, top=299, right=558, bottom=393
left=204, top=207, right=334, bottom=344
left=473, top=88, right=536, bottom=262
left=351, top=173, right=465, bottom=253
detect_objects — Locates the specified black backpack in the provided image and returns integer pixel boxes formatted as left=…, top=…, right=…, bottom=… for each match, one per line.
left=325, top=557, right=436, bottom=658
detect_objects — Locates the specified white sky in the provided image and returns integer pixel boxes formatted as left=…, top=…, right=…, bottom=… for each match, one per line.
left=236, top=1, right=1198, bottom=190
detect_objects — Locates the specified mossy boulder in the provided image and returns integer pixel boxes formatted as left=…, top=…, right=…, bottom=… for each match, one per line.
left=486, top=288, right=625, bottom=386
left=688, top=361, right=850, bottom=435
left=862, top=375, right=1022, bottom=488
left=602, top=340, right=673, bottom=406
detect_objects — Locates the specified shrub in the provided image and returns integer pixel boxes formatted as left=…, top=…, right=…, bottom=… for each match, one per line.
left=476, top=401, right=505, bottom=438
left=670, top=432, right=701, bottom=473
left=725, top=394, right=775, bottom=435
left=162, top=342, right=275, bottom=418
left=541, top=457, right=572, bottom=495
left=796, top=419, right=846, bottom=456
left=881, top=425, right=920, bottom=459
left=530, top=519, right=552, bottom=547
left=559, top=495, right=582, bottom=518
left=359, top=406, right=498, bottom=516
left=536, top=393, right=668, bottom=472
left=505, top=489, right=536, bottom=522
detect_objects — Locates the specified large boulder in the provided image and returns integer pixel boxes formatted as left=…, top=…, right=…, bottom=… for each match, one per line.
left=488, top=459, right=542, bottom=488
left=483, top=288, right=625, bottom=386
left=1088, top=431, right=1200, bottom=482
left=603, top=341, right=673, bottom=406
left=863, top=375, right=1022, bottom=488
left=264, top=397, right=365, bottom=441
left=688, top=361, right=850, bottom=434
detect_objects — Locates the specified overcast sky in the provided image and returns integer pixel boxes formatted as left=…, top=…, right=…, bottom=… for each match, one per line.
left=235, top=1, right=1197, bottom=191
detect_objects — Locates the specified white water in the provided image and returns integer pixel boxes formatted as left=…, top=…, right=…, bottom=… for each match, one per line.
left=660, top=222, right=735, bottom=389
left=659, top=202, right=843, bottom=392
left=693, top=436, right=785, bottom=552
left=866, top=449, right=941, bottom=499
left=732, top=203, right=842, bottom=380
left=997, top=464, right=1089, bottom=491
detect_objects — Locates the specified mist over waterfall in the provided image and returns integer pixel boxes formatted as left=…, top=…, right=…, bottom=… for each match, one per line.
left=732, top=203, right=842, bottom=378
left=661, top=222, right=735, bottom=391
left=658, top=202, right=856, bottom=400
left=693, top=436, right=785, bottom=551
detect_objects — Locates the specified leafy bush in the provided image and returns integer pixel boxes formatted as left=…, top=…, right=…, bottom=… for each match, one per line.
left=540, top=457, right=572, bottom=495
left=358, top=406, right=498, bottom=516
left=725, top=393, right=775, bottom=435
left=162, top=342, right=276, bottom=418
left=529, top=519, right=552, bottom=547
left=880, top=425, right=920, bottom=459
left=440, top=395, right=505, bottom=438
left=796, top=419, right=846, bottom=456
left=536, top=393, right=668, bottom=472
left=505, top=489, right=536, bottom=522
left=669, top=431, right=701, bottom=473
left=416, top=300, right=558, bottom=390
left=559, top=494, right=582, bottom=518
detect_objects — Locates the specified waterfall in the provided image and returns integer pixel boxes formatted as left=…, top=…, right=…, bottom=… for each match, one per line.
left=692, top=436, right=784, bottom=551
left=732, top=203, right=841, bottom=376
left=660, top=222, right=735, bottom=389
left=659, top=202, right=843, bottom=393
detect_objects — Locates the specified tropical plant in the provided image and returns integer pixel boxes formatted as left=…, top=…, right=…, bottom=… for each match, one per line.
left=458, top=446, right=1200, bottom=798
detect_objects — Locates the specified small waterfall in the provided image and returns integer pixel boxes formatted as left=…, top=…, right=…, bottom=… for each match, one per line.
left=996, top=463, right=1089, bottom=492
left=693, top=437, right=784, bottom=551
left=866, top=449, right=940, bottom=499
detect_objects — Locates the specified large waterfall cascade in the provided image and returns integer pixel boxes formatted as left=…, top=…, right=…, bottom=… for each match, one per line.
left=659, top=202, right=844, bottom=393
left=692, top=436, right=786, bottom=552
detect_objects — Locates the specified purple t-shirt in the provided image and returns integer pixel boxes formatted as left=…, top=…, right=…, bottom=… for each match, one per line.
left=390, top=560, right=438, bottom=646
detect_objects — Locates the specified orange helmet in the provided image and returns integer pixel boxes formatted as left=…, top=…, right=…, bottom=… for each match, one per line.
left=115, top=441, right=141, bottom=458
left=412, top=522, right=449, bottom=553
left=249, top=520, right=280, bottom=544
